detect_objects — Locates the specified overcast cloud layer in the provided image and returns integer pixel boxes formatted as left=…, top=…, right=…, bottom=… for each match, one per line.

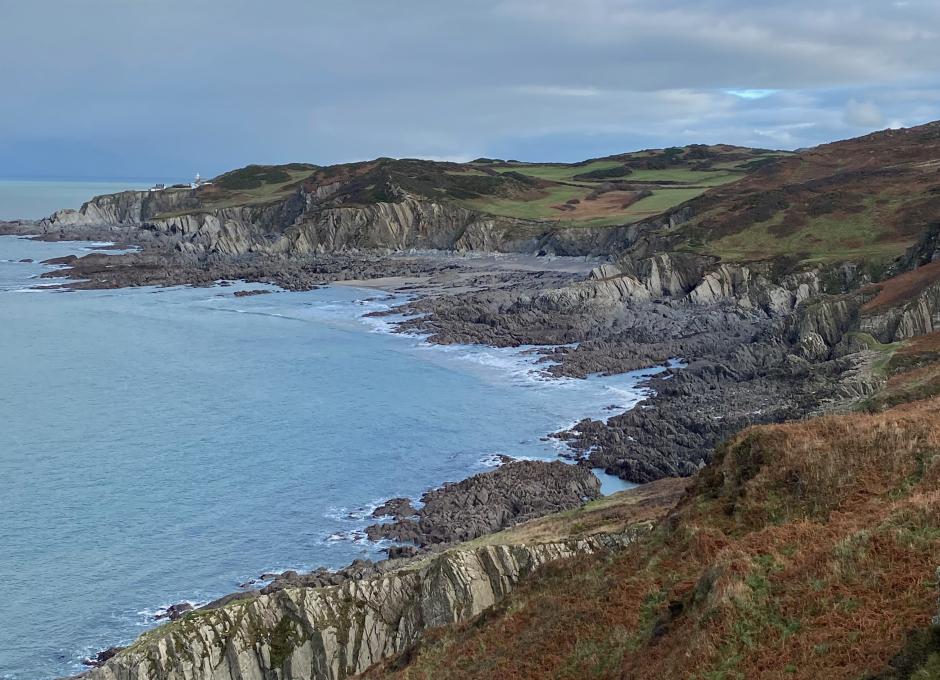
left=2, top=0, right=939, bottom=179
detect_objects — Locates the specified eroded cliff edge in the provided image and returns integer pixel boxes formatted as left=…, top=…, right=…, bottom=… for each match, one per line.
left=74, top=528, right=647, bottom=680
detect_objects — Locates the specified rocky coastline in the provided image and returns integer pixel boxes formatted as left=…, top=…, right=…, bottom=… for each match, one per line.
left=71, top=458, right=605, bottom=676
left=0, top=169, right=914, bottom=679
left=2, top=191, right=890, bottom=494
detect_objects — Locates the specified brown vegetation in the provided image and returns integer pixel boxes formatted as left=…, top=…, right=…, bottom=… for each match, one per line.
left=365, top=399, right=940, bottom=680
left=862, top=259, right=940, bottom=313
left=676, top=121, right=940, bottom=268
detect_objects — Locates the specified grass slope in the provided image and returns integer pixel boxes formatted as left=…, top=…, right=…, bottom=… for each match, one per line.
left=463, top=145, right=774, bottom=227
left=366, top=397, right=940, bottom=680
left=165, top=146, right=776, bottom=228
left=671, top=122, right=940, bottom=270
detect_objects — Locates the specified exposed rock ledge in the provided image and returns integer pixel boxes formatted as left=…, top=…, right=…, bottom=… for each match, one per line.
left=365, top=459, right=602, bottom=545
left=72, top=531, right=643, bottom=680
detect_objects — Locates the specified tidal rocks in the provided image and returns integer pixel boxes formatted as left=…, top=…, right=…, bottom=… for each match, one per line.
left=386, top=545, right=420, bottom=559
left=371, top=497, right=416, bottom=520
left=365, top=460, right=601, bottom=545
left=81, top=647, right=124, bottom=668
left=154, top=602, right=194, bottom=621
left=232, top=289, right=272, bottom=297
left=40, top=254, right=78, bottom=266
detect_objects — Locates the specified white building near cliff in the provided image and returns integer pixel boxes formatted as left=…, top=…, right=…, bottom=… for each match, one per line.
left=190, top=173, right=212, bottom=189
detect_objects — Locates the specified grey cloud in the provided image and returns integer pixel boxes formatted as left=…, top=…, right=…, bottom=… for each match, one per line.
left=1, top=0, right=939, bottom=178
left=844, top=100, right=885, bottom=128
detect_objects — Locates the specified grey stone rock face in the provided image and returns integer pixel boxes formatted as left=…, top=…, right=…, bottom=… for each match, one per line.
left=76, top=532, right=641, bottom=680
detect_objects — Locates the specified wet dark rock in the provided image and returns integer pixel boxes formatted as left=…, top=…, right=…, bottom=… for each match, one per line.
left=366, top=460, right=601, bottom=545
left=386, top=545, right=421, bottom=559
left=201, top=591, right=258, bottom=610
left=40, top=254, right=78, bottom=266
left=154, top=602, right=194, bottom=621
left=371, top=497, right=417, bottom=520
left=81, top=646, right=124, bottom=667
left=233, top=289, right=272, bottom=297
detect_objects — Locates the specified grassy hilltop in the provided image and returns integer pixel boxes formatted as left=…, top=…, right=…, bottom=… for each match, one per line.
left=172, top=122, right=940, bottom=279
left=668, top=123, right=940, bottom=269
left=177, top=145, right=781, bottom=228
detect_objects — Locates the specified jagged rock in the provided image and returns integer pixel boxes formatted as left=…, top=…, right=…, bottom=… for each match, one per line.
left=366, top=460, right=601, bottom=545
left=589, top=263, right=622, bottom=280
left=81, top=647, right=124, bottom=668
left=371, top=497, right=416, bottom=520
left=233, top=289, right=272, bottom=297
left=76, top=532, right=643, bottom=680
left=386, top=546, right=420, bottom=560
left=154, top=603, right=194, bottom=621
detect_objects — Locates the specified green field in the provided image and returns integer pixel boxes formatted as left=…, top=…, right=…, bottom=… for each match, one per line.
left=461, top=185, right=716, bottom=228
left=701, top=202, right=910, bottom=264
left=463, top=184, right=589, bottom=220
left=624, top=168, right=745, bottom=185
left=460, top=154, right=752, bottom=227
left=485, top=160, right=624, bottom=182
left=199, top=168, right=316, bottom=209
left=625, top=187, right=712, bottom=216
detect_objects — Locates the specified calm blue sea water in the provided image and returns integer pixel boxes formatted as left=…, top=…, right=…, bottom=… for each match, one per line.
left=0, top=180, right=159, bottom=220
left=0, top=235, right=657, bottom=679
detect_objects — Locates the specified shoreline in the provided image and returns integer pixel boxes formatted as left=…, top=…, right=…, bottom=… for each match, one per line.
left=1, top=234, right=657, bottom=678
left=1, top=213, right=869, bottom=678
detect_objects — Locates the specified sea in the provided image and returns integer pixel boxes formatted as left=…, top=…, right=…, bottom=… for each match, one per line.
left=0, top=183, right=660, bottom=679
left=0, top=180, right=157, bottom=221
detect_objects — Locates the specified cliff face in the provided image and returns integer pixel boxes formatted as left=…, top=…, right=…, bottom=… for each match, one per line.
left=585, top=252, right=826, bottom=318
left=282, top=198, right=530, bottom=254
left=43, top=189, right=202, bottom=228
left=861, top=278, right=940, bottom=342
left=78, top=532, right=640, bottom=680
left=36, top=188, right=636, bottom=258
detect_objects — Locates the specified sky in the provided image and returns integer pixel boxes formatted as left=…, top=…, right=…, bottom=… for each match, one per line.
left=1, top=0, right=939, bottom=180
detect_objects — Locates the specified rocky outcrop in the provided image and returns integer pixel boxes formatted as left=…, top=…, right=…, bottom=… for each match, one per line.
left=75, top=532, right=642, bottom=680
left=365, top=460, right=601, bottom=545
left=688, top=264, right=822, bottom=315
left=789, top=296, right=859, bottom=360
left=585, top=252, right=831, bottom=318
left=284, top=198, right=530, bottom=254
left=861, top=278, right=940, bottom=343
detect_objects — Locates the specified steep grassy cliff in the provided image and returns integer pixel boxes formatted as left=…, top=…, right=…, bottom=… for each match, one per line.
left=368, top=397, right=940, bottom=680
left=77, top=391, right=940, bottom=680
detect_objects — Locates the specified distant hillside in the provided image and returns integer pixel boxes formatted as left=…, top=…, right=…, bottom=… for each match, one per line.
left=658, top=121, right=940, bottom=271
left=188, top=144, right=779, bottom=229
left=33, top=123, right=940, bottom=276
